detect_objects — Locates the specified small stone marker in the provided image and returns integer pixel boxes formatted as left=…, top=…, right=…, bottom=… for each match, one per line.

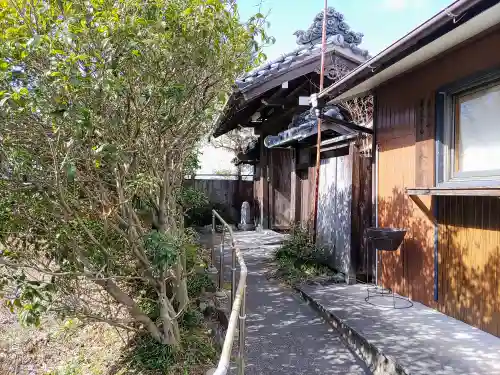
left=238, top=201, right=255, bottom=231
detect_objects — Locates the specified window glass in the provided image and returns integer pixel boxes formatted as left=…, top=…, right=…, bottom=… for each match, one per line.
left=456, top=83, right=500, bottom=173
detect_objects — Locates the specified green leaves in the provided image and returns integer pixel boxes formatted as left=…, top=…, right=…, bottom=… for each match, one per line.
left=0, top=0, right=271, bottom=342
left=1, top=272, right=54, bottom=328
left=143, top=231, right=180, bottom=272
left=179, top=186, right=208, bottom=211
left=65, top=163, right=77, bottom=182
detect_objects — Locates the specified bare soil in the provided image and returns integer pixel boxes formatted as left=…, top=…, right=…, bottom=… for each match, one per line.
left=0, top=305, right=214, bottom=375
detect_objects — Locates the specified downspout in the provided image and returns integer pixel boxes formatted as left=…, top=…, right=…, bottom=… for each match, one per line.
left=434, top=93, right=445, bottom=302
left=374, top=145, right=379, bottom=286
left=372, top=94, right=379, bottom=286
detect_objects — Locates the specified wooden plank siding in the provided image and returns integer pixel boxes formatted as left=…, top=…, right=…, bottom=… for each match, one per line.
left=375, top=26, right=500, bottom=336
left=316, top=148, right=353, bottom=276
left=269, top=148, right=293, bottom=229
left=438, top=196, right=500, bottom=336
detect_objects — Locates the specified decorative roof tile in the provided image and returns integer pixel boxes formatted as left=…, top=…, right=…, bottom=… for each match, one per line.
left=263, top=105, right=344, bottom=148
left=236, top=7, right=369, bottom=93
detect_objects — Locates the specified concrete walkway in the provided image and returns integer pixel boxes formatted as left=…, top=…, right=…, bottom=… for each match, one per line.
left=231, top=231, right=371, bottom=375
left=298, top=283, right=500, bottom=375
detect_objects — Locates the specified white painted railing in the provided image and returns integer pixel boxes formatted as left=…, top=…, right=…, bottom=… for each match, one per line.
left=209, top=209, right=247, bottom=375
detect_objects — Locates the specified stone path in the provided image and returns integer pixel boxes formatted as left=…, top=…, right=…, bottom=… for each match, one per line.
left=231, top=231, right=371, bottom=375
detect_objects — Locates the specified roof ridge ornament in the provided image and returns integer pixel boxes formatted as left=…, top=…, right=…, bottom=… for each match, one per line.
left=294, top=7, right=363, bottom=46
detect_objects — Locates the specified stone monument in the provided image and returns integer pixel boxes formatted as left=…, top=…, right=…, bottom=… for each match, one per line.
left=238, top=201, right=255, bottom=231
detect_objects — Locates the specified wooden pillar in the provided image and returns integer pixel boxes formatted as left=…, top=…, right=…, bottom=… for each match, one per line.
left=260, top=138, right=270, bottom=229
left=350, top=142, right=361, bottom=284
left=290, top=148, right=297, bottom=225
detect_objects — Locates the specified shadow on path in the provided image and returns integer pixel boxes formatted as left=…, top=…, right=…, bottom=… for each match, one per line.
left=232, top=231, right=371, bottom=375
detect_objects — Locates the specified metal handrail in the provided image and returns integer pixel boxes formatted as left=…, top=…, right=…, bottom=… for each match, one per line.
left=210, top=209, right=247, bottom=375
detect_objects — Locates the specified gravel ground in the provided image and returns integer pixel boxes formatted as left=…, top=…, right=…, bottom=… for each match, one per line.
left=228, top=231, right=372, bottom=375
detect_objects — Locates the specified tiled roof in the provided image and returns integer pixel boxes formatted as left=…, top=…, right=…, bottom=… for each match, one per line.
left=235, top=7, right=369, bottom=92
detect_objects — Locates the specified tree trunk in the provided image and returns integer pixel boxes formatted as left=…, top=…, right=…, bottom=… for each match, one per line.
left=175, top=259, right=189, bottom=312
left=159, top=272, right=181, bottom=347
left=93, top=278, right=174, bottom=345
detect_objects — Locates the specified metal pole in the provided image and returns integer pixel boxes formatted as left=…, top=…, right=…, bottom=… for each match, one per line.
left=231, top=247, right=236, bottom=308
left=218, top=228, right=225, bottom=291
left=208, top=212, right=217, bottom=274
left=238, top=285, right=246, bottom=375
left=375, top=144, right=379, bottom=286
left=312, top=0, right=328, bottom=241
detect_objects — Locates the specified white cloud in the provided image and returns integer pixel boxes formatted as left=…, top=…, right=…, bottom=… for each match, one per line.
left=382, top=0, right=429, bottom=11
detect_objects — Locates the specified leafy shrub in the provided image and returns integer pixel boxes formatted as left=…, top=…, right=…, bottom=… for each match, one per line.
left=187, top=273, right=215, bottom=298
left=127, top=327, right=216, bottom=373
left=276, top=224, right=324, bottom=262
left=274, top=224, right=336, bottom=285
left=130, top=335, right=176, bottom=371
left=184, top=201, right=233, bottom=227
left=181, top=308, right=204, bottom=328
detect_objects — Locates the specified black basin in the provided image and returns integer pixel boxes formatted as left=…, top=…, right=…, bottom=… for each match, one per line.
left=366, top=227, right=407, bottom=251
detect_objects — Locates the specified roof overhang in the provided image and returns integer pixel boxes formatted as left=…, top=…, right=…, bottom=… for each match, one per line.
left=319, top=0, right=500, bottom=103
left=213, top=46, right=367, bottom=138
left=240, top=45, right=365, bottom=102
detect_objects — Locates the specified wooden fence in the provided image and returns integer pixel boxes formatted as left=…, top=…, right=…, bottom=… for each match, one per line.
left=184, top=176, right=254, bottom=223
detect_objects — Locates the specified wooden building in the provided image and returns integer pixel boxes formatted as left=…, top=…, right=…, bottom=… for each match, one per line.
left=213, top=8, right=373, bottom=280
left=320, top=0, right=500, bottom=337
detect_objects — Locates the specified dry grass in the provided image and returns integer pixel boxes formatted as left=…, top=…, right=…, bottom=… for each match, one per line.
left=0, top=304, right=217, bottom=375
left=0, top=304, right=128, bottom=375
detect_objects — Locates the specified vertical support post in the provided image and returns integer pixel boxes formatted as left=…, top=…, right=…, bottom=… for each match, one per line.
left=231, top=247, right=236, bottom=308
left=218, top=228, right=225, bottom=291
left=238, top=285, right=246, bottom=375
left=433, top=195, right=439, bottom=302
left=208, top=212, right=217, bottom=274
left=374, top=144, right=379, bottom=286
left=311, top=0, right=329, bottom=241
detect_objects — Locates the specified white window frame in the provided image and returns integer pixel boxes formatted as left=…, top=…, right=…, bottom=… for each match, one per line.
left=437, top=70, right=500, bottom=189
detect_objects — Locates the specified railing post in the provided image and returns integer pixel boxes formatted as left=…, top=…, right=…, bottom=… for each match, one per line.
left=218, top=228, right=225, bottom=292
left=208, top=212, right=217, bottom=274
left=238, top=285, right=246, bottom=375
left=231, top=247, right=236, bottom=308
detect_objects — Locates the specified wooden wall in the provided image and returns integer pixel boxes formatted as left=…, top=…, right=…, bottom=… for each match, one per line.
left=254, top=141, right=293, bottom=230
left=438, top=196, right=500, bottom=336
left=294, top=148, right=315, bottom=228
left=269, top=148, right=293, bottom=230
left=292, top=143, right=372, bottom=279
left=316, top=148, right=353, bottom=275
left=375, top=26, right=500, bottom=335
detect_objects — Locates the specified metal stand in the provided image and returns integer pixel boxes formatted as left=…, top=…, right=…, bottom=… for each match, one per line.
left=365, top=233, right=413, bottom=309
left=366, top=284, right=397, bottom=308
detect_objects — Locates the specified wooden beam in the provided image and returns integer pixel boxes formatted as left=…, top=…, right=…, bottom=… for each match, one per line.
left=408, top=194, right=438, bottom=225
left=407, top=187, right=500, bottom=197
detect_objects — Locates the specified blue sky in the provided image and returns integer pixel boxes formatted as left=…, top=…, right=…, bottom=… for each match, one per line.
left=238, top=0, right=452, bottom=60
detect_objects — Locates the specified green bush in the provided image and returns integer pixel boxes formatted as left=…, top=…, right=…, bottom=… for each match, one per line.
left=129, top=335, right=176, bottom=371
left=184, top=201, right=233, bottom=227
left=276, top=224, right=323, bottom=261
left=181, top=308, right=204, bottom=328
left=127, top=327, right=216, bottom=373
left=274, top=224, right=336, bottom=285
left=187, top=273, right=215, bottom=298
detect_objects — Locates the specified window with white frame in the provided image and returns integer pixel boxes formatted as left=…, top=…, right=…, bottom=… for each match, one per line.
left=438, top=72, right=500, bottom=187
